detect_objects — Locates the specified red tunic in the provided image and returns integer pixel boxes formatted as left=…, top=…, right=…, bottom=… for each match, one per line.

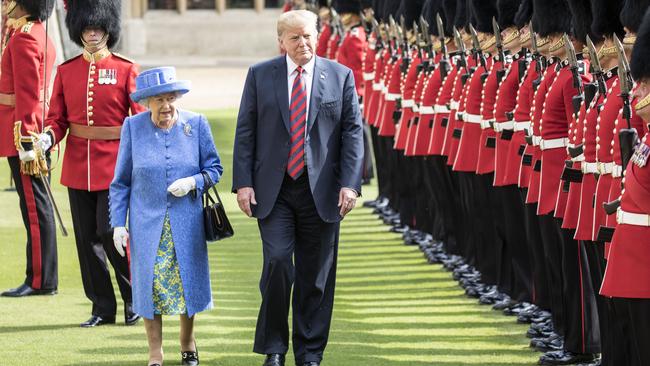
left=561, top=99, right=587, bottom=230
left=46, top=53, right=144, bottom=191
left=361, top=41, right=376, bottom=122
left=336, top=25, right=367, bottom=97
left=427, top=57, right=460, bottom=156
left=446, top=56, right=475, bottom=165
left=453, top=57, right=493, bottom=172
left=494, top=53, right=525, bottom=186
left=601, top=133, right=650, bottom=298
left=407, top=54, right=444, bottom=156
left=394, top=54, right=422, bottom=150
left=0, top=20, right=56, bottom=157
left=477, top=58, right=502, bottom=175
left=514, top=59, right=540, bottom=189
left=366, top=49, right=389, bottom=127
left=377, top=54, right=402, bottom=137
left=326, top=33, right=341, bottom=60
left=316, top=23, right=332, bottom=57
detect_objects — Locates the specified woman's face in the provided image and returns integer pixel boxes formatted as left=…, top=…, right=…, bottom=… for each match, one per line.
left=149, top=93, right=178, bottom=127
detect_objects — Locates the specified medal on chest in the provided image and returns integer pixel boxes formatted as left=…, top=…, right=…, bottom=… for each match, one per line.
left=98, top=69, right=117, bottom=85
left=631, top=140, right=650, bottom=168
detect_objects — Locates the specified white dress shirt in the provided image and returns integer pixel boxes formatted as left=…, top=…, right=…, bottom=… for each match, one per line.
left=286, top=54, right=316, bottom=121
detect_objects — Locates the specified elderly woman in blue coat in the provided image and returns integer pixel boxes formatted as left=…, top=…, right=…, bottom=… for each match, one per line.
left=109, top=67, right=223, bottom=366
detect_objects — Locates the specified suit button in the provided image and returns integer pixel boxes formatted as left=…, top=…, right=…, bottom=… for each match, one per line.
left=89, top=83, right=95, bottom=88
left=88, top=120, right=94, bottom=126
left=88, top=91, right=94, bottom=96
left=90, top=70, right=96, bottom=75
left=167, top=202, right=171, bottom=208
left=88, top=106, right=94, bottom=111
left=88, top=97, right=94, bottom=102
left=166, top=155, right=171, bottom=159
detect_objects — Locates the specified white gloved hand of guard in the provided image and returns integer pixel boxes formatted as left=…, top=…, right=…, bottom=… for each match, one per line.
left=167, top=177, right=196, bottom=197
left=18, top=149, right=36, bottom=162
left=113, top=227, right=129, bottom=257
left=35, top=133, right=52, bottom=152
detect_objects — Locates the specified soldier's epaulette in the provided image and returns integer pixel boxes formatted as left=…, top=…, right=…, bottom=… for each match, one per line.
left=60, top=54, right=83, bottom=66
left=112, top=52, right=136, bottom=64
left=21, top=22, right=34, bottom=33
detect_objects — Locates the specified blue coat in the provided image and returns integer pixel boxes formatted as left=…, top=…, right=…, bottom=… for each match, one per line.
left=109, top=109, right=223, bottom=319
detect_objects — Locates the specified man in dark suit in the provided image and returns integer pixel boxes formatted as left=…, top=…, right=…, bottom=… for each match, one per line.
left=232, top=9, right=364, bottom=366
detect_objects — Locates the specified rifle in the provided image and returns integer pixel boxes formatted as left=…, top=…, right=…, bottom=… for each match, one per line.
left=436, top=13, right=450, bottom=79
left=419, top=16, right=435, bottom=71
left=399, top=15, right=411, bottom=74
left=453, top=27, right=471, bottom=85
left=564, top=33, right=584, bottom=117
left=370, top=18, right=384, bottom=51
left=330, top=8, right=344, bottom=45
left=586, top=35, right=607, bottom=96
left=469, top=24, right=487, bottom=73
left=388, top=15, right=398, bottom=60
left=492, top=17, right=506, bottom=85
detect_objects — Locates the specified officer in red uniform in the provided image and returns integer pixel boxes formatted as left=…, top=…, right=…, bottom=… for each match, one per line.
left=0, top=0, right=58, bottom=297
left=316, top=1, right=332, bottom=57
left=601, top=8, right=650, bottom=366
left=38, top=0, right=145, bottom=327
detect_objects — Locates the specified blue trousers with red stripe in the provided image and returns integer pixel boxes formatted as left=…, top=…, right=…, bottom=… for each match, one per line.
left=8, top=156, right=58, bottom=290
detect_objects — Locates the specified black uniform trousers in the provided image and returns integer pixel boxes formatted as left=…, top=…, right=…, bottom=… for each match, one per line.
left=7, top=156, right=57, bottom=290
left=254, top=173, right=340, bottom=365
left=362, top=123, right=374, bottom=183
left=68, top=188, right=132, bottom=318
left=370, top=126, right=390, bottom=200
left=624, top=298, right=650, bottom=366
left=521, top=197, right=552, bottom=311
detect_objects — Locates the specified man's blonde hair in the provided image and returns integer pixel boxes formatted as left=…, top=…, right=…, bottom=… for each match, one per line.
left=277, top=10, right=318, bottom=37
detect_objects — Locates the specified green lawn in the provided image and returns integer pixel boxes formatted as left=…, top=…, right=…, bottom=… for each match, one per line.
left=0, top=109, right=539, bottom=365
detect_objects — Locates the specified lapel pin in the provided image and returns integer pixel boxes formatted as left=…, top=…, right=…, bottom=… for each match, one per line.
left=320, top=72, right=326, bottom=80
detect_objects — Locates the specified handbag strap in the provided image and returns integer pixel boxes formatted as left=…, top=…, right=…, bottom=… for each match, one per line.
left=201, top=171, right=224, bottom=206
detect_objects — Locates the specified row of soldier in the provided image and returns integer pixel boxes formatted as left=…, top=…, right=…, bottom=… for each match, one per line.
left=317, top=0, right=650, bottom=365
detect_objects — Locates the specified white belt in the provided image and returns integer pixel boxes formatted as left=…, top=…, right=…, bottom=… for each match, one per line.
left=450, top=100, right=460, bottom=110
left=617, top=207, right=650, bottom=227
left=385, top=93, right=400, bottom=101
left=412, top=105, right=419, bottom=113
left=481, top=119, right=495, bottom=130
left=581, top=162, right=598, bottom=174
left=456, top=112, right=464, bottom=120
left=495, top=121, right=514, bottom=132
left=532, top=135, right=542, bottom=146
left=598, top=161, right=614, bottom=175
left=419, top=105, right=434, bottom=114
left=513, top=121, right=531, bottom=132
left=612, top=164, right=623, bottom=178
left=571, top=153, right=586, bottom=162
left=402, top=99, right=415, bottom=108
left=434, top=104, right=450, bottom=113
left=540, top=137, right=569, bottom=151
left=372, top=83, right=382, bottom=91
left=363, top=72, right=375, bottom=81
left=464, top=113, right=482, bottom=124
left=382, top=85, right=388, bottom=93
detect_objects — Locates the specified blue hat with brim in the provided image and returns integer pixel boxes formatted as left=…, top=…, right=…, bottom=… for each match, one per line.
left=130, top=66, right=192, bottom=103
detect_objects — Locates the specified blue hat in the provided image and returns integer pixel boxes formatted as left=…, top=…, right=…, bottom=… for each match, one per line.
left=130, top=67, right=191, bottom=103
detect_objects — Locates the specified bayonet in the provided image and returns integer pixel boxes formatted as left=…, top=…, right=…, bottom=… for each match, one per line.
left=469, top=24, right=487, bottom=71
left=436, top=13, right=451, bottom=78
left=492, top=17, right=506, bottom=84
left=586, top=35, right=607, bottom=96
left=453, top=26, right=470, bottom=84
left=564, top=33, right=584, bottom=115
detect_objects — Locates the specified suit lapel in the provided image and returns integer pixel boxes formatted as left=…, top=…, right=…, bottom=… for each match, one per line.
left=273, top=58, right=291, bottom=133
left=307, top=56, right=325, bottom=136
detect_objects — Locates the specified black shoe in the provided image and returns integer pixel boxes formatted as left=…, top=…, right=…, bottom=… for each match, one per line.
left=80, top=315, right=116, bottom=328
left=263, top=354, right=285, bottom=366
left=1, top=284, right=57, bottom=297
left=302, top=363, right=319, bottom=366
left=181, top=350, right=199, bottom=365
left=124, top=304, right=141, bottom=326
left=538, top=350, right=597, bottom=365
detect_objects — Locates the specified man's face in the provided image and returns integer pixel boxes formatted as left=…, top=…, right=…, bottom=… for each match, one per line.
left=634, top=80, right=650, bottom=122
left=280, top=24, right=317, bottom=66
left=82, top=27, right=106, bottom=46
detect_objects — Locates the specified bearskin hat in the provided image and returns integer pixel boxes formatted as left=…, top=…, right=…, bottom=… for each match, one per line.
left=631, top=8, right=650, bottom=79
left=514, top=0, right=533, bottom=28
left=402, top=0, right=425, bottom=30
left=382, top=0, right=401, bottom=22
left=455, top=0, right=469, bottom=30
left=498, top=0, right=521, bottom=29
left=361, top=0, right=373, bottom=9
left=16, top=0, right=55, bottom=21
left=589, top=0, right=624, bottom=38
left=334, top=0, right=361, bottom=13
left=532, top=0, right=571, bottom=36
left=423, top=0, right=445, bottom=36
left=66, top=0, right=122, bottom=49
left=567, top=0, right=596, bottom=43
left=620, top=0, right=650, bottom=33
left=442, top=0, right=457, bottom=34
left=469, top=0, right=497, bottom=33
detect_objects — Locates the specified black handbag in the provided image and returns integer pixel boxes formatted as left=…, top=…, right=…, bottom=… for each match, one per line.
left=201, top=172, right=234, bottom=242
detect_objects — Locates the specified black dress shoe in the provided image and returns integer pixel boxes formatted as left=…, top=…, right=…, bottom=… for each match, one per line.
left=80, top=315, right=116, bottom=328
left=124, top=304, right=141, bottom=326
left=1, top=284, right=57, bottom=297
left=302, top=362, right=319, bottom=366
left=181, top=350, right=199, bottom=365
left=263, top=354, right=285, bottom=366
left=538, top=350, right=597, bottom=365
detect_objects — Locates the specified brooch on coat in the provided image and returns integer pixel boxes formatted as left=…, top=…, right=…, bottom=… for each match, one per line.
left=183, top=122, right=192, bottom=137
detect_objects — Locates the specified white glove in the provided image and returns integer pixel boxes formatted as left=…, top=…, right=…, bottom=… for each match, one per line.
left=18, top=149, right=36, bottom=162
left=35, top=133, right=52, bottom=152
left=167, top=176, right=196, bottom=197
left=113, top=227, right=129, bottom=257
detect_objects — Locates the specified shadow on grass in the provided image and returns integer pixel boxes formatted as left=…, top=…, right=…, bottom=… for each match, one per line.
left=0, top=323, right=80, bottom=333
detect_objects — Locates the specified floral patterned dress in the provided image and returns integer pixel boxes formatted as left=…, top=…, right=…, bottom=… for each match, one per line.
left=153, top=213, right=187, bottom=315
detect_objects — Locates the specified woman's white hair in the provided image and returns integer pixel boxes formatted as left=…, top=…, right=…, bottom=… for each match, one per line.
left=138, top=91, right=183, bottom=108
left=277, top=10, right=318, bottom=37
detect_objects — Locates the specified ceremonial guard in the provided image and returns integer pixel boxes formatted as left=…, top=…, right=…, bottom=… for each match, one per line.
left=0, top=0, right=58, bottom=297
left=39, top=0, right=144, bottom=327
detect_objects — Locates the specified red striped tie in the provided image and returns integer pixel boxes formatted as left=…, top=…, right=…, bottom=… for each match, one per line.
left=287, top=66, right=307, bottom=179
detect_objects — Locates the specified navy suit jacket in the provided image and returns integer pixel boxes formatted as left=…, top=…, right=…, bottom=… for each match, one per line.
left=232, top=55, right=364, bottom=223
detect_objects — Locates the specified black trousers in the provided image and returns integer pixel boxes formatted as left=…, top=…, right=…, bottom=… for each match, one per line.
left=538, top=214, right=567, bottom=334
left=625, top=298, right=650, bottom=366
left=476, top=174, right=502, bottom=287
left=7, top=157, right=57, bottom=290
left=521, top=196, right=551, bottom=310
left=68, top=189, right=132, bottom=317
left=255, top=173, right=340, bottom=365
left=370, top=126, right=390, bottom=199
left=362, top=123, right=374, bottom=182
